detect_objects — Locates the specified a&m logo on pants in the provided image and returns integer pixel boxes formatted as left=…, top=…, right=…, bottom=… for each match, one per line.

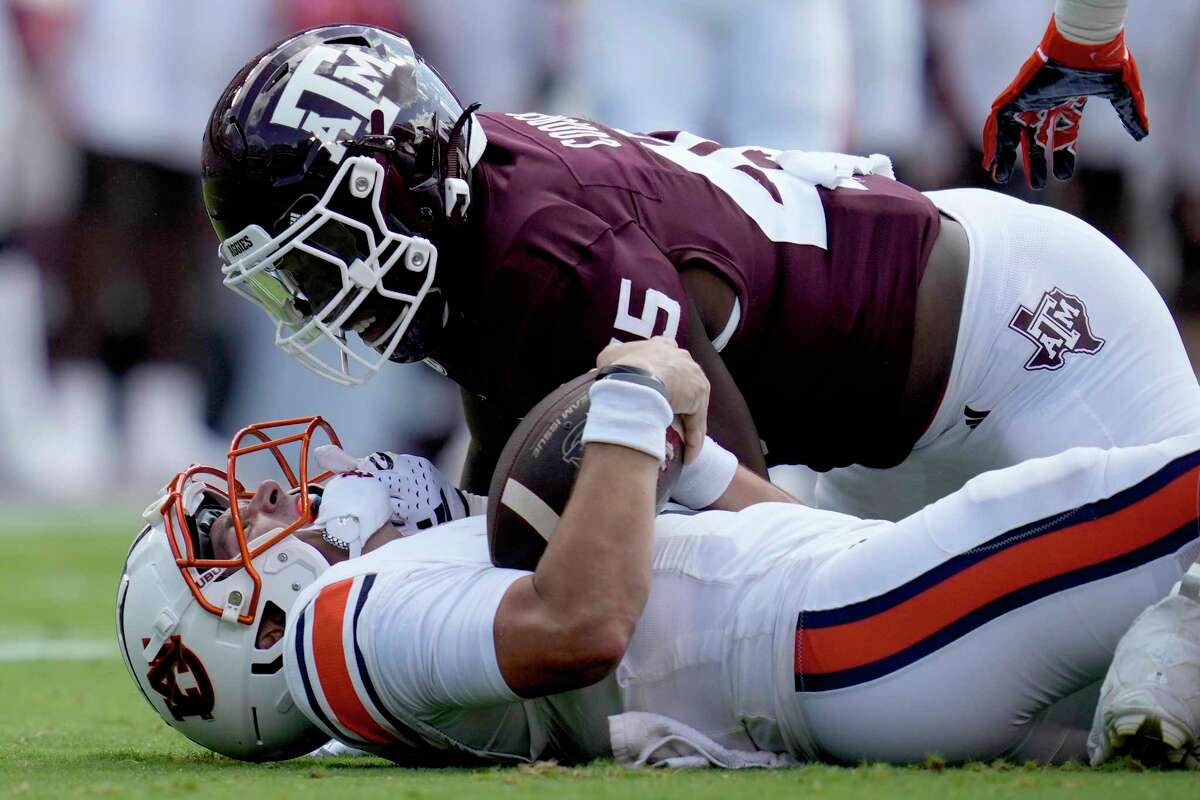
left=1009, top=287, right=1105, bottom=371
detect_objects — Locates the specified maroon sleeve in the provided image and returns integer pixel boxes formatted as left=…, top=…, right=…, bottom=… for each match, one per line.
left=484, top=215, right=690, bottom=417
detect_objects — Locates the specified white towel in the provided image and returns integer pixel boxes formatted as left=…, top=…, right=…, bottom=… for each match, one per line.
left=609, top=712, right=798, bottom=769
left=775, top=150, right=895, bottom=191
left=309, top=740, right=372, bottom=758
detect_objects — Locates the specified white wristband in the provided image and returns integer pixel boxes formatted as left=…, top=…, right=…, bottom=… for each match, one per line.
left=672, top=436, right=738, bottom=509
left=1054, top=0, right=1127, bottom=45
left=581, top=378, right=673, bottom=462
left=461, top=489, right=488, bottom=517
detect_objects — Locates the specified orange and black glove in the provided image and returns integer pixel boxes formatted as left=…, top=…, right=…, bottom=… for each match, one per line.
left=982, top=15, right=1148, bottom=190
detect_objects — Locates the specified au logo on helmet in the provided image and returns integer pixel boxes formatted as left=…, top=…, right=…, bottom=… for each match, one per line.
left=144, top=635, right=216, bottom=722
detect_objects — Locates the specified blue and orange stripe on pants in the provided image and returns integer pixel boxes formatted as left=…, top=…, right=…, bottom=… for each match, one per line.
left=294, top=574, right=408, bottom=746
left=308, top=577, right=394, bottom=743
left=795, top=451, right=1200, bottom=692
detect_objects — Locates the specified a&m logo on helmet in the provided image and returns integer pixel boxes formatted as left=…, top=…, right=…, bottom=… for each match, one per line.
left=1008, top=286, right=1105, bottom=371
left=270, top=44, right=409, bottom=163
left=144, top=635, right=217, bottom=722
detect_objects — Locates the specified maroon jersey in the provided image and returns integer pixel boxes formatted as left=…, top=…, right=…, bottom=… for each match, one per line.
left=439, top=112, right=940, bottom=471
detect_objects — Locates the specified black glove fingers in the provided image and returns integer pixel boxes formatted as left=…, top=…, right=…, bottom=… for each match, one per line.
left=1050, top=103, right=1081, bottom=181
left=991, top=113, right=1022, bottom=184
left=1052, top=146, right=1076, bottom=181
left=1111, top=90, right=1149, bottom=140
left=1020, top=125, right=1048, bottom=191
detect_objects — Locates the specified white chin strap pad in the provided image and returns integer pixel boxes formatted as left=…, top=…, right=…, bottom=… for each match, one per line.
left=314, top=472, right=392, bottom=558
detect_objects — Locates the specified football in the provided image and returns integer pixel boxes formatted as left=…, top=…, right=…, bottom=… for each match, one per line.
left=487, top=372, right=684, bottom=570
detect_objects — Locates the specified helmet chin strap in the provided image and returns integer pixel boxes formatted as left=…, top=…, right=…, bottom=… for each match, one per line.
left=444, top=102, right=482, bottom=223
left=369, top=108, right=390, bottom=163
left=336, top=330, right=352, bottom=376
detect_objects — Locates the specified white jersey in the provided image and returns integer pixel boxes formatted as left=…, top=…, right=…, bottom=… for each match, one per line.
left=282, top=504, right=876, bottom=763
left=284, top=435, right=1200, bottom=766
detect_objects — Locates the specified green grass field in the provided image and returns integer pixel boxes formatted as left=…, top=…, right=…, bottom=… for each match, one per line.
left=2, top=513, right=1198, bottom=799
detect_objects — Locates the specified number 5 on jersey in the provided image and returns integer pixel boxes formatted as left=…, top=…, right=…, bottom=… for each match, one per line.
left=611, top=278, right=681, bottom=343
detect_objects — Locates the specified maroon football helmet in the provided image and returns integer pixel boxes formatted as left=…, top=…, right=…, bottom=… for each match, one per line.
left=202, top=25, right=485, bottom=382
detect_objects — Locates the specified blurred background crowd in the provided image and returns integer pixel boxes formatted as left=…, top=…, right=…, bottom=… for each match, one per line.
left=1, top=0, right=1198, bottom=505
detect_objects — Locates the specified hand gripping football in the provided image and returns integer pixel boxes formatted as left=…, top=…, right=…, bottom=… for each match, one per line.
left=487, top=372, right=684, bottom=570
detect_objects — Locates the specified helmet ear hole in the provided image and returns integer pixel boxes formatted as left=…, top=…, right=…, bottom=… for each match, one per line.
left=189, top=494, right=228, bottom=560
left=254, top=602, right=288, bottom=652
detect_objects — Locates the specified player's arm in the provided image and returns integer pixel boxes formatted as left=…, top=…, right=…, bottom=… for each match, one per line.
left=588, top=228, right=767, bottom=477
left=983, top=0, right=1144, bottom=189
left=709, top=465, right=797, bottom=511
left=459, top=389, right=518, bottom=495
left=669, top=429, right=799, bottom=511
left=680, top=268, right=769, bottom=478
left=310, top=443, right=485, bottom=537
left=494, top=338, right=707, bottom=698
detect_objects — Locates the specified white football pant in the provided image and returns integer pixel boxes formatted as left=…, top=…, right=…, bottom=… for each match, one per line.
left=815, top=188, right=1200, bottom=521
left=793, top=434, right=1200, bottom=763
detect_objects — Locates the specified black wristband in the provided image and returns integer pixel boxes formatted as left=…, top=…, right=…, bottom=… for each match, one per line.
left=594, top=364, right=670, bottom=405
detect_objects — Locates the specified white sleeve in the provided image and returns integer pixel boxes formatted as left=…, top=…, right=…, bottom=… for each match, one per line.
left=1054, top=0, right=1129, bottom=44
left=368, top=560, right=527, bottom=718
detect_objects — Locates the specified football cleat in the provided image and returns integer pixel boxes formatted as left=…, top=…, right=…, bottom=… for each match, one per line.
left=1088, top=574, right=1200, bottom=767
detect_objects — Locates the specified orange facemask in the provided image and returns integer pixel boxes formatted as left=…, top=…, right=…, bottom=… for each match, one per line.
left=157, top=416, right=340, bottom=625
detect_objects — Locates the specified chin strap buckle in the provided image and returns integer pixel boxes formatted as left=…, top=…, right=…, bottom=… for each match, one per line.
left=443, top=101, right=482, bottom=222
left=443, top=177, right=470, bottom=219
left=220, top=590, right=245, bottom=625
left=140, top=608, right=180, bottom=661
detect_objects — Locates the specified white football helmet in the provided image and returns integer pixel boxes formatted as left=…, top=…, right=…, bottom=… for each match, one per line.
left=116, top=417, right=340, bottom=761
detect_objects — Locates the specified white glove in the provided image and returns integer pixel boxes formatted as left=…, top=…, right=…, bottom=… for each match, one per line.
left=314, top=445, right=482, bottom=538
left=313, top=471, right=392, bottom=558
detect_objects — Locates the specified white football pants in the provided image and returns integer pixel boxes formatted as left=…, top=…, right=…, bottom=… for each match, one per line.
left=791, top=434, right=1200, bottom=763
left=814, top=188, right=1200, bottom=521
